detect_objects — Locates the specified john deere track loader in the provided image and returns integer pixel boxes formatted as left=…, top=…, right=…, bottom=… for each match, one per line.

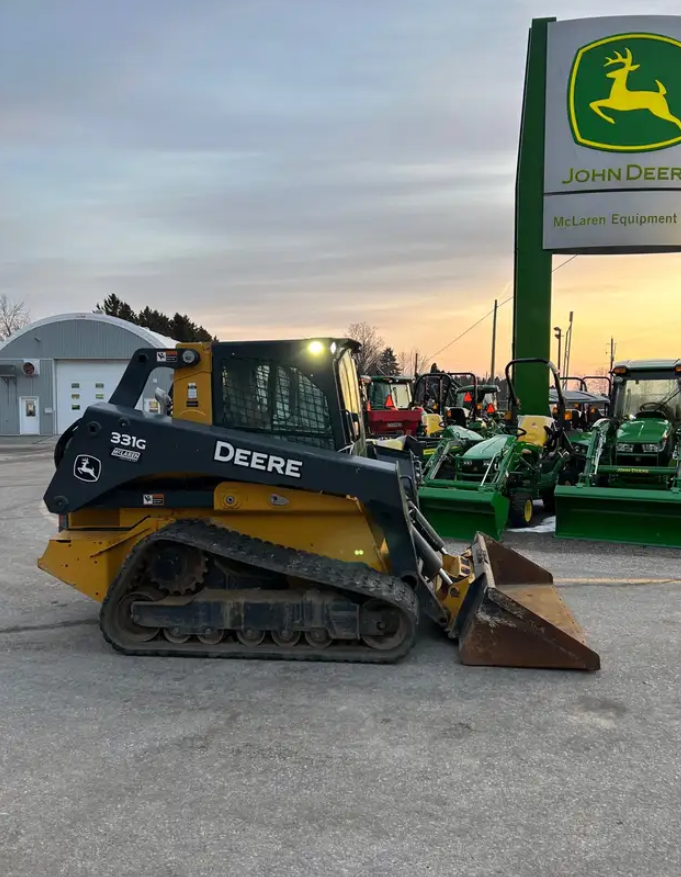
left=38, top=339, right=599, bottom=670
left=555, top=358, right=681, bottom=547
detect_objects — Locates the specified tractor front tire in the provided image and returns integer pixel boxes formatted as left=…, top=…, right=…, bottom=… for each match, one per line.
left=509, top=492, right=534, bottom=528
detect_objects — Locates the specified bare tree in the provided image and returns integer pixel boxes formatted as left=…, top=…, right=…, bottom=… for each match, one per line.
left=347, top=322, right=384, bottom=374
left=583, top=366, right=611, bottom=395
left=0, top=295, right=30, bottom=341
left=396, top=347, right=424, bottom=376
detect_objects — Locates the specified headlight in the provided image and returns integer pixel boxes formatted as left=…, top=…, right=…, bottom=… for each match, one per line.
left=642, top=441, right=666, bottom=453
left=617, top=443, right=634, bottom=452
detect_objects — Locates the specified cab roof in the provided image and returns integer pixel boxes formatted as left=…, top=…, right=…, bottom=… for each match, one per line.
left=457, top=383, right=499, bottom=393
left=612, top=358, right=681, bottom=372
left=368, top=375, right=412, bottom=383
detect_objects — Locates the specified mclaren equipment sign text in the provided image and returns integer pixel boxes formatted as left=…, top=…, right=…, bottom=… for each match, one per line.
left=213, top=441, right=303, bottom=478
left=543, top=16, right=681, bottom=252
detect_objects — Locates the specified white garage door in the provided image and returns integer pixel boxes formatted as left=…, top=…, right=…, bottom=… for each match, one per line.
left=55, top=360, right=129, bottom=434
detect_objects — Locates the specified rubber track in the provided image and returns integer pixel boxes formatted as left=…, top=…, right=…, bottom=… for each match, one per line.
left=99, top=518, right=419, bottom=664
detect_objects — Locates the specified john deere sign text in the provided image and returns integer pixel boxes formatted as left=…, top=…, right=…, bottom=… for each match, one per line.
left=543, top=16, right=681, bottom=252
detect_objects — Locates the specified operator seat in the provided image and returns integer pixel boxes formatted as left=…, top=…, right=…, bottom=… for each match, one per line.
left=517, top=414, right=555, bottom=447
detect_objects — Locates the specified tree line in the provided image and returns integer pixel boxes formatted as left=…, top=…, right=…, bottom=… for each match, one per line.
left=94, top=294, right=217, bottom=342
left=0, top=293, right=420, bottom=368
left=1, top=295, right=601, bottom=398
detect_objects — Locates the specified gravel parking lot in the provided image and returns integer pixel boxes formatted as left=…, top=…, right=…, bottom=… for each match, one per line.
left=1, top=446, right=681, bottom=877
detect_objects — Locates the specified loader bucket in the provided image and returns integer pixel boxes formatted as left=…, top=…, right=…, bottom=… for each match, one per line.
left=455, top=534, right=600, bottom=670
left=418, top=485, right=509, bottom=541
left=554, top=484, right=681, bottom=548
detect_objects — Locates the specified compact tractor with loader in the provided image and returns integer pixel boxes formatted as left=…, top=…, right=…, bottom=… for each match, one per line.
left=411, top=371, right=502, bottom=462
left=551, top=376, right=611, bottom=432
left=555, top=358, right=681, bottom=548
left=38, top=339, right=599, bottom=670
left=451, top=380, right=502, bottom=433
left=419, top=358, right=574, bottom=540
left=413, top=372, right=500, bottom=433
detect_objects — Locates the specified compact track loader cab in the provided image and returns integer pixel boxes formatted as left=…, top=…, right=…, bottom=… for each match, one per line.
left=39, top=338, right=600, bottom=670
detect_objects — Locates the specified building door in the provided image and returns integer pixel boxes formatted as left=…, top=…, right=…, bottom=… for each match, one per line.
left=55, top=360, right=128, bottom=434
left=19, top=397, right=40, bottom=435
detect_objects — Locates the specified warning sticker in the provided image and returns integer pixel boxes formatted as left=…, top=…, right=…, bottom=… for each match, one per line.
left=142, top=493, right=165, bottom=506
left=156, top=351, right=178, bottom=363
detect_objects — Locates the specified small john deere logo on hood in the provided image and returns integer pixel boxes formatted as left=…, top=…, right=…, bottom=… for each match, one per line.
left=74, top=454, right=101, bottom=483
left=568, top=33, right=681, bottom=152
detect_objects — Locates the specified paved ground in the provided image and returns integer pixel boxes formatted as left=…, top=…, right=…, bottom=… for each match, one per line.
left=2, top=448, right=681, bottom=876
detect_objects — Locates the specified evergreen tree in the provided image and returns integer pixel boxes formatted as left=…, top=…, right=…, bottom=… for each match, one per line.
left=94, top=296, right=215, bottom=341
left=378, top=347, right=400, bottom=375
left=137, top=306, right=173, bottom=337
left=170, top=313, right=195, bottom=342
left=95, top=293, right=136, bottom=323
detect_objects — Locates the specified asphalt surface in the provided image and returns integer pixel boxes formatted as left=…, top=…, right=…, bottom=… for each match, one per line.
left=2, top=448, right=681, bottom=877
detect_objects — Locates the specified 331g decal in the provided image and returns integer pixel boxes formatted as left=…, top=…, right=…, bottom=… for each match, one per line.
left=110, top=432, right=147, bottom=450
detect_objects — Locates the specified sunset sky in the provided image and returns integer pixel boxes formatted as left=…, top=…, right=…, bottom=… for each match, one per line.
left=1, top=0, right=680, bottom=376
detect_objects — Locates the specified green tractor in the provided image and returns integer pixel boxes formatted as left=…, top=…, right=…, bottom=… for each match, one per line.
left=418, top=358, right=574, bottom=540
left=412, top=371, right=502, bottom=453
left=551, top=375, right=611, bottom=432
left=451, top=380, right=503, bottom=434
left=554, top=359, right=681, bottom=547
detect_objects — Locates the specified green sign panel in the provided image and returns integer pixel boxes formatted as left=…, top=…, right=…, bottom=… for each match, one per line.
left=568, top=34, right=681, bottom=153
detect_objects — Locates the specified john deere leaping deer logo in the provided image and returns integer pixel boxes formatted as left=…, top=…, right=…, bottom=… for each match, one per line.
left=568, top=33, right=681, bottom=152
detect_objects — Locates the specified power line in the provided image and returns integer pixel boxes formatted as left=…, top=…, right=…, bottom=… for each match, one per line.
left=422, top=255, right=578, bottom=365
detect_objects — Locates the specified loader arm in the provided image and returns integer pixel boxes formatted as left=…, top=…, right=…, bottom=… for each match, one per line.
left=578, top=418, right=618, bottom=485
left=43, top=402, right=427, bottom=584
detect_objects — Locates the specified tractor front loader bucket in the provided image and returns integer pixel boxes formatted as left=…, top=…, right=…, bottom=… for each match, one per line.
left=418, top=484, right=509, bottom=541
left=554, top=484, right=681, bottom=548
left=454, top=534, right=600, bottom=671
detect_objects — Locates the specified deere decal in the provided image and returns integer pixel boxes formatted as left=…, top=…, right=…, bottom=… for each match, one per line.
left=568, top=33, right=681, bottom=153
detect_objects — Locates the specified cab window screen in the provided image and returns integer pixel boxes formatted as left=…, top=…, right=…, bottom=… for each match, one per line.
left=217, top=357, right=335, bottom=449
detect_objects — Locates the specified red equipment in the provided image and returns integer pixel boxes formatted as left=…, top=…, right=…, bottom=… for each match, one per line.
left=361, top=375, right=424, bottom=438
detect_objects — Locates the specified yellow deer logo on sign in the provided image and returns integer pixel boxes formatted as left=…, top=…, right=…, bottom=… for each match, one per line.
left=589, top=47, right=681, bottom=130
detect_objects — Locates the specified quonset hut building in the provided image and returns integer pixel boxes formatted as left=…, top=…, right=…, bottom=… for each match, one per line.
left=0, top=312, right=176, bottom=436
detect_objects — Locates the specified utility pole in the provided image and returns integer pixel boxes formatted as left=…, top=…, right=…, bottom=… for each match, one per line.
left=553, top=326, right=562, bottom=374
left=490, top=299, right=498, bottom=381
left=563, top=311, right=574, bottom=377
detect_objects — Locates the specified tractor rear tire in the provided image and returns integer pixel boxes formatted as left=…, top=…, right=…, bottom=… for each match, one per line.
left=509, top=492, right=534, bottom=528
